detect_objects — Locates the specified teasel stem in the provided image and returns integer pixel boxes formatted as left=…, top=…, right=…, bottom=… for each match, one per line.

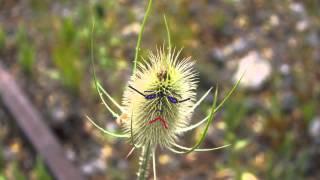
left=137, top=143, right=153, bottom=180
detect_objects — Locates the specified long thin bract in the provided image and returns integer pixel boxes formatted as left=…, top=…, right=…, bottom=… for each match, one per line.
left=178, top=75, right=243, bottom=133
left=176, top=87, right=219, bottom=154
left=163, top=14, right=171, bottom=50
left=176, top=116, right=209, bottom=133
left=168, top=144, right=230, bottom=154
left=86, top=115, right=129, bottom=138
left=133, top=0, right=153, bottom=75
left=91, top=18, right=120, bottom=118
left=212, top=74, right=244, bottom=115
left=176, top=87, right=213, bottom=133
left=186, top=87, right=213, bottom=114
left=171, top=142, right=230, bottom=152
left=97, top=82, right=124, bottom=112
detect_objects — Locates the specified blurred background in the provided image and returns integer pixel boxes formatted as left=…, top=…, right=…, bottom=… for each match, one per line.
left=1, top=0, right=320, bottom=179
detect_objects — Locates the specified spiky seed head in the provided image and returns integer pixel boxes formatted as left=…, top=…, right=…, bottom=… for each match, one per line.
left=121, top=48, right=198, bottom=148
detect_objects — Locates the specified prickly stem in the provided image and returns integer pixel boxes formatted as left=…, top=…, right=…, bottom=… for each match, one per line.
left=137, top=144, right=152, bottom=180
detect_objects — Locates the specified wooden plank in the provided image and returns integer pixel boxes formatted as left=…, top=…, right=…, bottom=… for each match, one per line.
left=0, top=63, right=85, bottom=180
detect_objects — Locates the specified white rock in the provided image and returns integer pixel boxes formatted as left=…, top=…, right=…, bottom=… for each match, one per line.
left=269, top=14, right=279, bottom=27
left=121, top=22, right=141, bottom=36
left=233, top=51, right=271, bottom=90
left=296, top=20, right=309, bottom=32
left=289, top=2, right=305, bottom=14
left=280, top=64, right=290, bottom=75
left=81, top=158, right=107, bottom=175
left=309, top=117, right=320, bottom=142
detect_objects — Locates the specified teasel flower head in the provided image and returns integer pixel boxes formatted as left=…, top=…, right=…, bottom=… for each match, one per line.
left=87, top=0, right=243, bottom=179
left=121, top=48, right=198, bottom=148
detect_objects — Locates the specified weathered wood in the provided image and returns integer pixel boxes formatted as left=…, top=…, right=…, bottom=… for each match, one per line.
left=0, top=63, right=85, bottom=180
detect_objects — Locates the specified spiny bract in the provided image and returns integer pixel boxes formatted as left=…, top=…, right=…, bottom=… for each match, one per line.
left=121, top=48, right=198, bottom=148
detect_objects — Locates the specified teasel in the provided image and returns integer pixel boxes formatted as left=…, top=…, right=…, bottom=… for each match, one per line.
left=87, top=0, right=242, bottom=179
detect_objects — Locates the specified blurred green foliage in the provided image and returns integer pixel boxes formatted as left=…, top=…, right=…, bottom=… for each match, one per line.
left=0, top=27, right=5, bottom=51
left=301, top=100, right=317, bottom=123
left=211, top=9, right=229, bottom=32
left=16, top=26, right=35, bottom=74
left=32, top=158, right=52, bottom=180
left=50, top=3, right=122, bottom=92
left=0, top=147, right=4, bottom=179
left=12, top=161, right=26, bottom=180
left=52, top=18, right=83, bottom=91
left=0, top=151, right=51, bottom=180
